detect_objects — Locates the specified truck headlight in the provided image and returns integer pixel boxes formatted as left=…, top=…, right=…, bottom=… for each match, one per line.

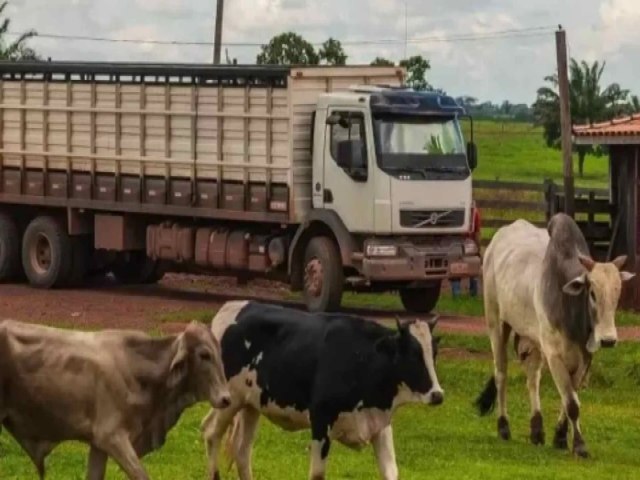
left=366, top=245, right=398, bottom=257
left=464, top=238, right=479, bottom=255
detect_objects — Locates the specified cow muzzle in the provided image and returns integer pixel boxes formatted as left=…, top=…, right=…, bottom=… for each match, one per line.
left=600, top=337, right=617, bottom=348
left=211, top=389, right=232, bottom=409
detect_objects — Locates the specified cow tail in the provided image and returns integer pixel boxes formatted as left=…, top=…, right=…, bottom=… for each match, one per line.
left=474, top=376, right=497, bottom=416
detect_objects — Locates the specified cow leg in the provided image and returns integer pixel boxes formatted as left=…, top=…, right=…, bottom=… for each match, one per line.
left=309, top=416, right=331, bottom=480
left=371, top=425, right=398, bottom=480
left=98, top=434, right=150, bottom=480
left=553, top=407, right=569, bottom=450
left=234, top=408, right=260, bottom=480
left=201, top=406, right=241, bottom=480
left=489, top=322, right=511, bottom=440
left=11, top=436, right=52, bottom=480
left=86, top=446, right=108, bottom=480
left=523, top=347, right=545, bottom=445
left=546, top=354, right=588, bottom=458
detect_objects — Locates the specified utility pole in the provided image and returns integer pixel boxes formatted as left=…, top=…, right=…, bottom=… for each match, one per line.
left=213, top=0, right=224, bottom=64
left=556, top=26, right=574, bottom=217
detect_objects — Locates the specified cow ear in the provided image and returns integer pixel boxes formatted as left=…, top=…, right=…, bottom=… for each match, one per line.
left=612, top=255, right=628, bottom=270
left=621, top=271, right=636, bottom=282
left=578, top=254, right=596, bottom=272
left=168, top=334, right=189, bottom=388
left=562, top=274, right=588, bottom=296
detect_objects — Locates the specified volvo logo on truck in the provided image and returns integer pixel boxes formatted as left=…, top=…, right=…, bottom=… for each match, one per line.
left=414, top=210, right=452, bottom=228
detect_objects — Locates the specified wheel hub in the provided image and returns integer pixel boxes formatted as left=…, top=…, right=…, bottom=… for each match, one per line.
left=30, top=233, right=52, bottom=275
left=304, top=258, right=324, bottom=297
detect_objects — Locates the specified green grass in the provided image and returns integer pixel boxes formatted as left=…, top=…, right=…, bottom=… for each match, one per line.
left=3, top=333, right=639, bottom=479
left=468, top=121, right=608, bottom=188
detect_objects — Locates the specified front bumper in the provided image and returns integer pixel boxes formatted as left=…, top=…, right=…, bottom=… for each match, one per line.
left=360, top=241, right=481, bottom=282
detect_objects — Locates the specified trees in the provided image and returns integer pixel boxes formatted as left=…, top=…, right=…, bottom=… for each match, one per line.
left=319, top=38, right=346, bottom=65
left=257, top=33, right=347, bottom=66
left=0, top=1, right=39, bottom=60
left=399, top=55, right=431, bottom=91
left=369, top=55, right=432, bottom=91
left=257, top=32, right=319, bottom=65
left=370, top=57, right=394, bottom=66
left=533, top=59, right=632, bottom=176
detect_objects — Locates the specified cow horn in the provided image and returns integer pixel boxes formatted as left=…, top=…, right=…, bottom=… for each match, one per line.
left=427, top=315, right=439, bottom=333
left=395, top=315, right=404, bottom=331
left=578, top=253, right=596, bottom=272
left=612, top=255, right=628, bottom=270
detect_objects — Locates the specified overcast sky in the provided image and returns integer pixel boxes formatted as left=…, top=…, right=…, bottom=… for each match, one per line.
left=6, top=0, right=640, bottom=104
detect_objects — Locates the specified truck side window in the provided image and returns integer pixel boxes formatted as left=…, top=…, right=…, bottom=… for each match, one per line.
left=329, top=111, right=368, bottom=182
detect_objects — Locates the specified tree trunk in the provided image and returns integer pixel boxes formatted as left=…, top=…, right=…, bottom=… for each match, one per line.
left=578, top=150, right=586, bottom=177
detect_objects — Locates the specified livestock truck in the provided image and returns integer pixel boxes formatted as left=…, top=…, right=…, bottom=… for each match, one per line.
left=0, top=62, right=480, bottom=313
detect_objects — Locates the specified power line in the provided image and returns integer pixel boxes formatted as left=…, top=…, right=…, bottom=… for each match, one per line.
left=7, top=25, right=557, bottom=48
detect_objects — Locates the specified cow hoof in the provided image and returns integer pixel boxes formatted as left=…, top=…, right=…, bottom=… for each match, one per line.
left=573, top=443, right=590, bottom=459
left=530, top=412, right=544, bottom=445
left=530, top=430, right=545, bottom=446
left=497, top=416, right=511, bottom=441
left=213, top=471, right=221, bottom=480
left=553, top=436, right=568, bottom=450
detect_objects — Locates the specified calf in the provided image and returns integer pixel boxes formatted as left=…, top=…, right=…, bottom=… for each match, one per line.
left=0, top=320, right=230, bottom=480
left=201, top=301, right=443, bottom=480
left=476, top=214, right=634, bottom=457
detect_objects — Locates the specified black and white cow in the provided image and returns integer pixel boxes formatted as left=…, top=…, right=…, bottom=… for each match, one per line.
left=201, top=300, right=443, bottom=480
left=476, top=213, right=634, bottom=457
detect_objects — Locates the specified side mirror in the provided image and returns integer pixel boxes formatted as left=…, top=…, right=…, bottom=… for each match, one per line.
left=337, top=139, right=366, bottom=170
left=467, top=141, right=478, bottom=170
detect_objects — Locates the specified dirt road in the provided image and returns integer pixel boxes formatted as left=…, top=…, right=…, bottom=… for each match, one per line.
left=0, top=273, right=637, bottom=341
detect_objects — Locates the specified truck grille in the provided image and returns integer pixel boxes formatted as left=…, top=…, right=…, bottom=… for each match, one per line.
left=400, top=209, right=465, bottom=228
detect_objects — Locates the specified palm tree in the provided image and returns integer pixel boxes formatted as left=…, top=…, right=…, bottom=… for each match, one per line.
left=533, top=60, right=629, bottom=176
left=0, top=1, right=38, bottom=60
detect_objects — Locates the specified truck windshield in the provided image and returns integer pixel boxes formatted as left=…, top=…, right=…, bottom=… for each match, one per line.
left=373, top=115, right=470, bottom=180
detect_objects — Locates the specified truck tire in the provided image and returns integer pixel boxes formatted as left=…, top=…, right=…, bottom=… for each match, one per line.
left=111, top=251, right=163, bottom=285
left=302, top=237, right=343, bottom=313
left=22, top=216, right=73, bottom=289
left=0, top=213, right=21, bottom=281
left=400, top=283, right=441, bottom=314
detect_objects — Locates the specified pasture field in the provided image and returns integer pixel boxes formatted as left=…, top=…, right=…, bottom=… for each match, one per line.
left=1, top=333, right=639, bottom=480
left=469, top=121, right=608, bottom=188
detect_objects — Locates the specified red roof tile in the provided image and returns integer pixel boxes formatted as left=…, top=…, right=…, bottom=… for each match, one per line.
left=573, top=114, right=640, bottom=137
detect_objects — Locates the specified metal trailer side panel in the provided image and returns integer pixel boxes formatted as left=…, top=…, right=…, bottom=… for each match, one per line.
left=0, top=64, right=403, bottom=224
left=288, top=66, right=404, bottom=222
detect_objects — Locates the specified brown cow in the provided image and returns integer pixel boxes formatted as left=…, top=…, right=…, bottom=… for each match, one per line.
left=0, top=320, right=230, bottom=480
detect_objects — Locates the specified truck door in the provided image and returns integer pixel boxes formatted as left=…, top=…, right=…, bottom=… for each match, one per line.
left=322, top=109, right=375, bottom=232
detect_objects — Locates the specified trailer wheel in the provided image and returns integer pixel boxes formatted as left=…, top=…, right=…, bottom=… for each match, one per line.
left=111, top=251, right=163, bottom=285
left=400, top=283, right=441, bottom=313
left=22, top=216, right=73, bottom=289
left=302, top=237, right=343, bottom=313
left=0, top=213, right=22, bottom=281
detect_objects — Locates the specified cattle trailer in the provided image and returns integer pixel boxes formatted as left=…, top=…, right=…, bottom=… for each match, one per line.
left=0, top=62, right=480, bottom=313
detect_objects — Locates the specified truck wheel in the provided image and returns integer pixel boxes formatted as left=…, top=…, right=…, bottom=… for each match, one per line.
left=302, top=237, right=343, bottom=313
left=111, top=251, right=163, bottom=285
left=0, top=213, right=22, bottom=281
left=400, top=283, right=441, bottom=314
left=22, top=216, right=73, bottom=289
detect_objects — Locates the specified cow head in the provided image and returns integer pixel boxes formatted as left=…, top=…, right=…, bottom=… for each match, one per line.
left=383, top=316, right=443, bottom=406
left=562, top=254, right=635, bottom=352
left=168, top=322, right=231, bottom=409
